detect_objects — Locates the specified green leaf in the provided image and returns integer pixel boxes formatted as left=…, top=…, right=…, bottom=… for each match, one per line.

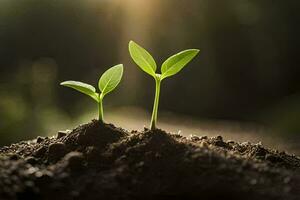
left=161, top=49, right=200, bottom=79
left=129, top=40, right=157, bottom=77
left=60, top=81, right=99, bottom=102
left=99, top=64, right=123, bottom=96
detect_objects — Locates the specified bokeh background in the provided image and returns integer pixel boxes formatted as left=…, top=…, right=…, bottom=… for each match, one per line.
left=1, top=0, right=300, bottom=153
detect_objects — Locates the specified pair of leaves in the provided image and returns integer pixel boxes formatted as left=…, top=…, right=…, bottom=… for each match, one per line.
left=129, top=41, right=199, bottom=80
left=60, top=64, right=123, bottom=102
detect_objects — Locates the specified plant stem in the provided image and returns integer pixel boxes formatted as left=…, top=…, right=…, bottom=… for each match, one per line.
left=98, top=94, right=104, bottom=123
left=150, top=75, right=161, bottom=130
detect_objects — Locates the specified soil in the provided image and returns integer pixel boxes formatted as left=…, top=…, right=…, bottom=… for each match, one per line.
left=0, top=120, right=300, bottom=200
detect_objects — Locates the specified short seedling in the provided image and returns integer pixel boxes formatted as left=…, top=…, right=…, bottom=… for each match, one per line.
left=60, top=64, right=123, bottom=123
left=129, top=41, right=199, bottom=130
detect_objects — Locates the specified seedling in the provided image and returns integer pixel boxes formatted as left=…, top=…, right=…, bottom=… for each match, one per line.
left=129, top=41, right=199, bottom=130
left=60, top=64, right=123, bottom=123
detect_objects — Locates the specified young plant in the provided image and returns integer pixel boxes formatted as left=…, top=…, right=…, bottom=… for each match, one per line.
left=60, top=64, right=123, bottom=123
left=129, top=41, right=199, bottom=130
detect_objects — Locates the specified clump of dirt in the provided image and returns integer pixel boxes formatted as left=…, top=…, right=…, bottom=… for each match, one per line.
left=0, top=120, right=300, bottom=200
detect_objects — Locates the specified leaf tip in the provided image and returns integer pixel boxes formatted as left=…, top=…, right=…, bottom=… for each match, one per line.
left=116, top=64, right=124, bottom=74
left=60, top=81, right=68, bottom=86
left=113, top=63, right=124, bottom=72
left=185, top=49, right=200, bottom=59
left=117, top=63, right=124, bottom=68
left=129, top=40, right=136, bottom=47
left=189, top=48, right=200, bottom=54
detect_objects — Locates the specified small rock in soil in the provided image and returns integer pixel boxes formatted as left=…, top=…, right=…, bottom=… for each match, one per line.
left=25, top=157, right=37, bottom=165
left=265, top=154, right=283, bottom=163
left=63, top=151, right=84, bottom=171
left=57, top=131, right=67, bottom=139
left=57, top=130, right=71, bottom=139
left=190, top=135, right=200, bottom=141
left=200, top=135, right=208, bottom=140
left=33, top=146, right=47, bottom=158
left=9, top=154, right=19, bottom=160
left=36, top=136, right=44, bottom=143
left=48, top=142, right=66, bottom=162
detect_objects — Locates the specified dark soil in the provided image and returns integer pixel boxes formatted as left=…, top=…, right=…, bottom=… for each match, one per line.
left=0, top=120, right=300, bottom=200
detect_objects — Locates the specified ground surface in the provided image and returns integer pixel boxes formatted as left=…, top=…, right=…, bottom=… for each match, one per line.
left=0, top=120, right=300, bottom=200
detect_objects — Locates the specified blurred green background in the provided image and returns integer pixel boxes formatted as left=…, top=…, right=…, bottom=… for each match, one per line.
left=0, top=0, right=300, bottom=152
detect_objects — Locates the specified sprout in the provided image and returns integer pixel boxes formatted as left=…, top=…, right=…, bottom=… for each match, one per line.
left=129, top=41, right=199, bottom=130
left=60, top=64, right=123, bottom=123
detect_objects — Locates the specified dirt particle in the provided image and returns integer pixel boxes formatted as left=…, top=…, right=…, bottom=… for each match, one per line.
left=25, top=167, right=39, bottom=175
left=252, top=146, right=267, bottom=158
left=190, top=135, right=200, bottom=141
left=255, top=141, right=263, bottom=146
left=35, top=171, right=53, bottom=185
left=265, top=154, right=283, bottom=163
left=36, top=136, right=44, bottom=143
left=25, top=157, right=37, bottom=165
left=214, top=140, right=228, bottom=148
left=216, top=135, right=223, bottom=141
left=227, top=140, right=235, bottom=144
left=86, top=146, right=101, bottom=163
left=155, top=152, right=161, bottom=158
left=200, top=136, right=208, bottom=140
left=136, top=161, right=145, bottom=168
left=57, top=131, right=68, bottom=139
left=33, top=146, right=47, bottom=158
left=241, top=141, right=251, bottom=146
left=48, top=142, right=66, bottom=162
left=9, top=154, right=20, bottom=160
left=200, top=141, right=209, bottom=148
left=63, top=151, right=84, bottom=171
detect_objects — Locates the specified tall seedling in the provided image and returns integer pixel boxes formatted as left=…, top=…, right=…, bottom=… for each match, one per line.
left=129, top=41, right=199, bottom=130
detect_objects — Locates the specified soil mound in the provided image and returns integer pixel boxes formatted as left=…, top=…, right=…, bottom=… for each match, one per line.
left=0, top=120, right=300, bottom=200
